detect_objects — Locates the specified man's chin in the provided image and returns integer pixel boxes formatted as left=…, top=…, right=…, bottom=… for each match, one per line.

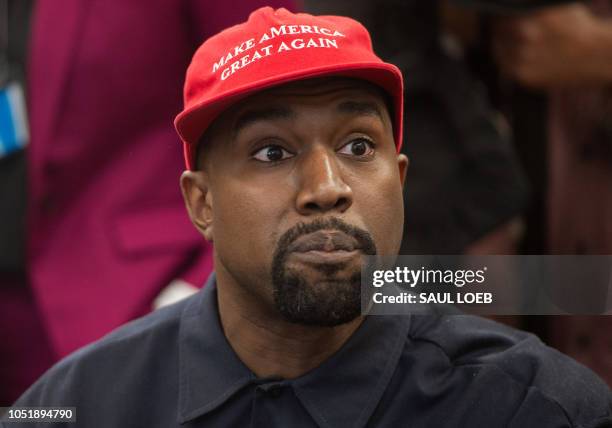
left=278, top=304, right=361, bottom=327
left=272, top=272, right=362, bottom=327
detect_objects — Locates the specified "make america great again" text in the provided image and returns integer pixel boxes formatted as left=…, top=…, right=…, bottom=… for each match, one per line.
left=212, top=24, right=346, bottom=80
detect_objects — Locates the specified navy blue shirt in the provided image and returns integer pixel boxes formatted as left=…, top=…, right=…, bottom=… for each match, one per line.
left=7, top=275, right=612, bottom=427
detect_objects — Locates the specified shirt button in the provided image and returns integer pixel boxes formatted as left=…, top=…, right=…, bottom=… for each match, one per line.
left=256, top=383, right=284, bottom=398
left=268, top=385, right=282, bottom=398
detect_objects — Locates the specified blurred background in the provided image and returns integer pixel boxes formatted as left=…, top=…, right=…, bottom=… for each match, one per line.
left=1, top=0, right=611, bottom=404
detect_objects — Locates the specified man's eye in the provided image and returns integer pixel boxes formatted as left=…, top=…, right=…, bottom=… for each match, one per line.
left=338, top=138, right=375, bottom=157
left=252, top=145, right=294, bottom=162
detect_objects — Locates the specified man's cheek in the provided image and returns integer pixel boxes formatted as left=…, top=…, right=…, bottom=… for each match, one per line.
left=365, top=192, right=403, bottom=254
left=216, top=197, right=275, bottom=252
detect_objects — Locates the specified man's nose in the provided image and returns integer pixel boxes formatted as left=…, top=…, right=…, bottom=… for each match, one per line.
left=295, top=146, right=353, bottom=215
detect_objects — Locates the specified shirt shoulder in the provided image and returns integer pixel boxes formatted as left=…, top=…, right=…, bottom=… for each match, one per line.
left=8, top=296, right=192, bottom=427
left=409, top=314, right=612, bottom=426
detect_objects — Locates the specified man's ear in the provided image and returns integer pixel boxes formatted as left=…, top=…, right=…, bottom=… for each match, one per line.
left=180, top=170, right=214, bottom=242
left=397, top=153, right=409, bottom=188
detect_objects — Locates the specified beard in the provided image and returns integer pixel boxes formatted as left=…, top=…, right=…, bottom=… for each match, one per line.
left=271, top=217, right=377, bottom=327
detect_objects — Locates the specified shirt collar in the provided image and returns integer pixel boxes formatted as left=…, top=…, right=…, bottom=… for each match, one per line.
left=178, top=273, right=411, bottom=427
left=291, top=313, right=410, bottom=428
left=178, top=273, right=253, bottom=423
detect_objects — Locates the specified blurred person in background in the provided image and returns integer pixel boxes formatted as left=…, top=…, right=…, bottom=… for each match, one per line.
left=0, top=0, right=294, bottom=405
left=490, top=0, right=612, bottom=385
left=493, top=2, right=612, bottom=254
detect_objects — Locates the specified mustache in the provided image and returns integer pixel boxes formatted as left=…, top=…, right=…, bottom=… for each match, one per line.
left=275, top=217, right=377, bottom=259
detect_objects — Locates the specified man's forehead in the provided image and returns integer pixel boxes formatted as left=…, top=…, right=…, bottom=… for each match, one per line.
left=222, top=76, right=392, bottom=136
left=196, top=77, right=392, bottom=168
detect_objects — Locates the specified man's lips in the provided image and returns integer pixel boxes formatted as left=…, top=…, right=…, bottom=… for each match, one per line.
left=287, top=230, right=361, bottom=253
left=286, top=230, right=362, bottom=264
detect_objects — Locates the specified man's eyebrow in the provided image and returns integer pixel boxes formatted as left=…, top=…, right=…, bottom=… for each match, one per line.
left=337, top=100, right=385, bottom=122
left=233, top=106, right=295, bottom=137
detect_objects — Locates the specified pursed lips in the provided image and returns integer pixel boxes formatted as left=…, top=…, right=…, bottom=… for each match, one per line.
left=286, top=230, right=362, bottom=264
left=288, top=230, right=361, bottom=253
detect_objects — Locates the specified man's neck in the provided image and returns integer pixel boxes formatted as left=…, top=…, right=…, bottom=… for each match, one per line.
left=216, top=276, right=363, bottom=380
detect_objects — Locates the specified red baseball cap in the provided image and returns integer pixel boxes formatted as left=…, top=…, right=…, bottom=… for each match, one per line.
left=174, top=7, right=404, bottom=170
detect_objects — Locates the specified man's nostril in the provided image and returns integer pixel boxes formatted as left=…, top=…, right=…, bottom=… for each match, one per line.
left=304, top=202, right=319, bottom=211
left=335, top=197, right=350, bottom=209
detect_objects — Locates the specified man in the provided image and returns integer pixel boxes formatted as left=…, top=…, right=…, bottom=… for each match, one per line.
left=6, top=7, right=611, bottom=428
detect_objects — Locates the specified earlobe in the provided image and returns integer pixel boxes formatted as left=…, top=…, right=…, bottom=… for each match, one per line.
left=397, top=154, right=409, bottom=188
left=180, top=171, right=214, bottom=242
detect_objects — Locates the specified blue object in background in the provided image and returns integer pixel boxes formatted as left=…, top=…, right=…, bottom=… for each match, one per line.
left=0, top=81, right=29, bottom=158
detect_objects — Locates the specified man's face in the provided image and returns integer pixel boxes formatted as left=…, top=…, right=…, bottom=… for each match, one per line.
left=181, top=77, right=408, bottom=326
